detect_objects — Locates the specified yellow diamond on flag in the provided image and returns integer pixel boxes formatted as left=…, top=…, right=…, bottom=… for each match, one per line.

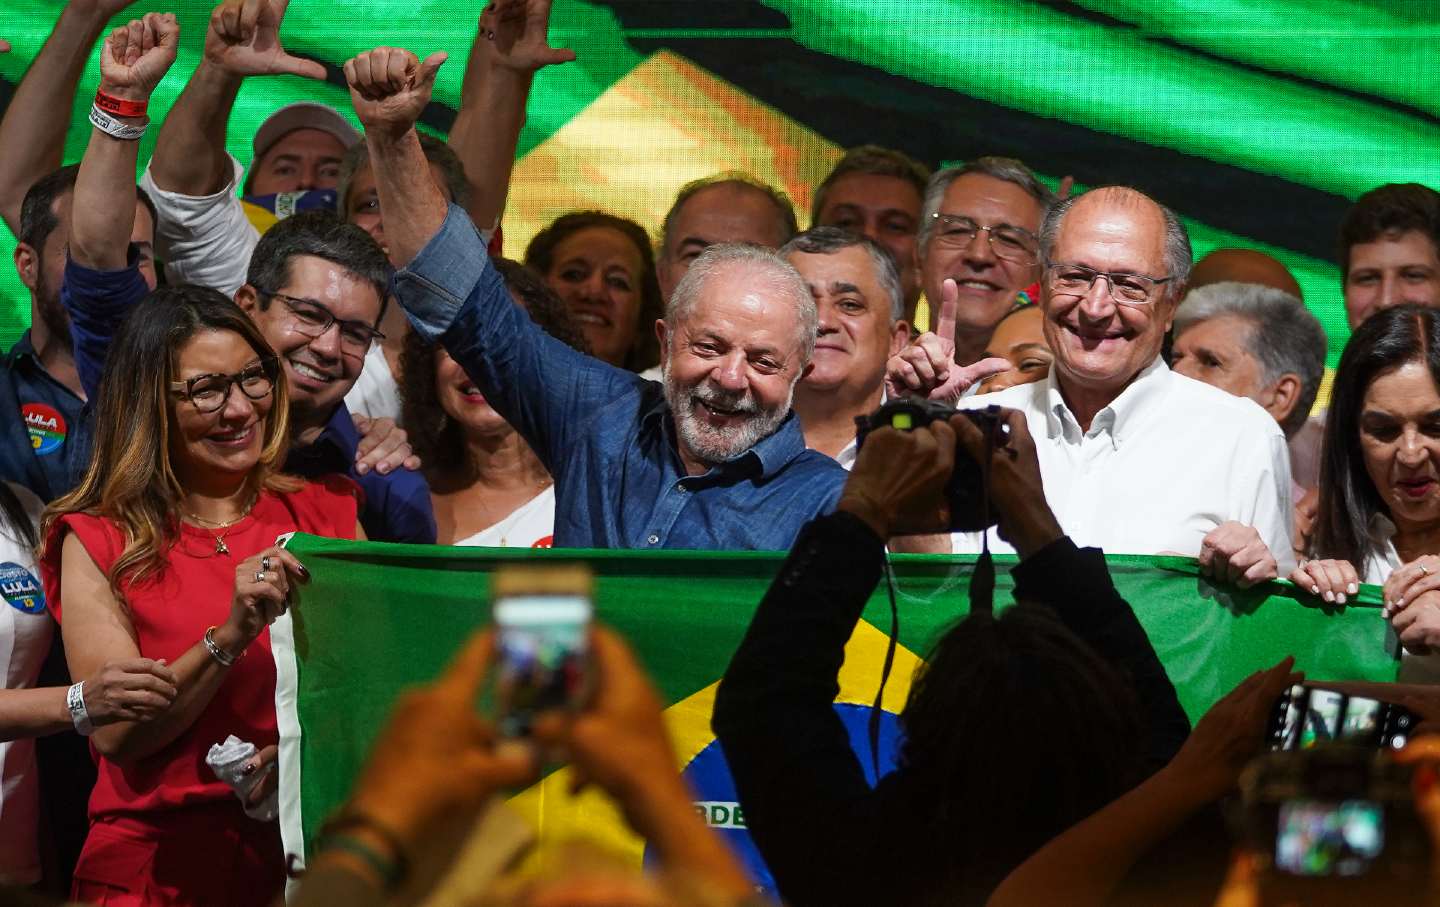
left=502, top=52, right=844, bottom=256
left=502, top=617, right=922, bottom=874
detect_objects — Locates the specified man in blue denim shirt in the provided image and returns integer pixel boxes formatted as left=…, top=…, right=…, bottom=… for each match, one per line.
left=58, top=47, right=434, bottom=542
left=347, top=47, right=847, bottom=549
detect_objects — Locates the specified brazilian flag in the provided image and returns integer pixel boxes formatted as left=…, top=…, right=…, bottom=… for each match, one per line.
left=272, top=533, right=1396, bottom=896
left=4, top=0, right=1440, bottom=373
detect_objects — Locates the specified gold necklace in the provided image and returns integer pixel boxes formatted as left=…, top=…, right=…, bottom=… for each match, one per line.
left=184, top=495, right=256, bottom=556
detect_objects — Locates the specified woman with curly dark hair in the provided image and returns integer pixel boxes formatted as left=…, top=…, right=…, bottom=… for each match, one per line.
left=524, top=211, right=663, bottom=372
left=400, top=259, right=589, bottom=546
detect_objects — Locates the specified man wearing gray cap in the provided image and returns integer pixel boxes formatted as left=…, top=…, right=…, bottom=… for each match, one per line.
left=138, top=0, right=353, bottom=296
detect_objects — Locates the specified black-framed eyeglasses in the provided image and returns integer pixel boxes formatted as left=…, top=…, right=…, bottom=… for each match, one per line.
left=1043, top=261, right=1174, bottom=307
left=170, top=358, right=279, bottom=413
left=929, top=213, right=1040, bottom=263
left=258, top=289, right=385, bottom=354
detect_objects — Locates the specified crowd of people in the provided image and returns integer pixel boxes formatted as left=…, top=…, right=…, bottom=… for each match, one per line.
left=2, top=0, right=1440, bottom=905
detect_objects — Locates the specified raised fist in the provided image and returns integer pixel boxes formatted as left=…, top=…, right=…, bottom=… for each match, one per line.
left=98, top=12, right=180, bottom=101
left=204, top=0, right=326, bottom=80
left=344, top=46, right=447, bottom=137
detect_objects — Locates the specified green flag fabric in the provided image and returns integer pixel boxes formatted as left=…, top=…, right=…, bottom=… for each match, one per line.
left=271, top=533, right=1399, bottom=889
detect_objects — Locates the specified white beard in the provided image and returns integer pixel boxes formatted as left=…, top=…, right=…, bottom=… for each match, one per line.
left=662, top=359, right=795, bottom=466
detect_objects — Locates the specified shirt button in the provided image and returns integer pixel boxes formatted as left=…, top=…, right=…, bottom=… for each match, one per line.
left=647, top=534, right=660, bottom=545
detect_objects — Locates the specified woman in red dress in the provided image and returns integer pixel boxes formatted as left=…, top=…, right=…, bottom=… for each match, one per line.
left=39, top=286, right=362, bottom=906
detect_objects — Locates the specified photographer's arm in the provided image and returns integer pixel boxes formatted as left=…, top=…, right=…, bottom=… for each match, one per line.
left=713, top=423, right=955, bottom=907
left=711, top=510, right=885, bottom=906
left=987, top=659, right=1298, bottom=907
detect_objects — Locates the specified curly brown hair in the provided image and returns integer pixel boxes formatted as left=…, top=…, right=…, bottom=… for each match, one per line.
left=399, top=258, right=589, bottom=492
left=523, top=211, right=663, bottom=372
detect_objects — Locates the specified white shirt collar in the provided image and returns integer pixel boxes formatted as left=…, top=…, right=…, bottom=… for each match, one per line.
left=1044, top=356, right=1170, bottom=447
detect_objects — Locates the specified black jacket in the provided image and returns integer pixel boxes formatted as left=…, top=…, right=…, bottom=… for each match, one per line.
left=712, top=511, right=1190, bottom=907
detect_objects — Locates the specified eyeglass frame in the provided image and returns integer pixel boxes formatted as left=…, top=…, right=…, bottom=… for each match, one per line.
left=1041, top=260, right=1175, bottom=307
left=928, top=213, right=1041, bottom=263
left=256, top=289, right=386, bottom=353
left=169, top=357, right=280, bottom=413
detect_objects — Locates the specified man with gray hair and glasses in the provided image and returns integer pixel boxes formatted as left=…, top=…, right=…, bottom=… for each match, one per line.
left=1172, top=281, right=1326, bottom=452
left=916, top=156, right=1056, bottom=366
left=344, top=45, right=847, bottom=549
left=888, top=187, right=1295, bottom=584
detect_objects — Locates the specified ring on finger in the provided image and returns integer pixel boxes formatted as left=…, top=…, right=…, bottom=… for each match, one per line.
left=260, top=555, right=272, bottom=572
left=255, top=569, right=268, bottom=584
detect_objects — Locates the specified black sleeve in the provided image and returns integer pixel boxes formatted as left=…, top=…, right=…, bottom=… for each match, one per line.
left=712, top=511, right=886, bottom=907
left=1010, top=537, right=1192, bottom=770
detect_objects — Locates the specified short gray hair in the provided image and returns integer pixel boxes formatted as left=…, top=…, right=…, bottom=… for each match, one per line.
left=918, top=156, right=1056, bottom=251
left=778, top=226, right=905, bottom=322
left=1175, top=280, right=1327, bottom=437
left=1039, top=187, right=1193, bottom=301
left=660, top=172, right=798, bottom=261
left=665, top=243, right=818, bottom=364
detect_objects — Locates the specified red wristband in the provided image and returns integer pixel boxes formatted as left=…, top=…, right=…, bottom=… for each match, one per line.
left=94, top=89, right=147, bottom=119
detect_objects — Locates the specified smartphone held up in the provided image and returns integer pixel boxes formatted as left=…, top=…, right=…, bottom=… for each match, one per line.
left=491, top=564, right=594, bottom=738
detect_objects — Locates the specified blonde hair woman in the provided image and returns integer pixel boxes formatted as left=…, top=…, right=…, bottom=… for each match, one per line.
left=39, top=286, right=362, bottom=906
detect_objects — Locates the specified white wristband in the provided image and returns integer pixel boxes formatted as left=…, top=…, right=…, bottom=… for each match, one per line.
left=88, top=104, right=147, bottom=141
left=67, top=681, right=94, bottom=736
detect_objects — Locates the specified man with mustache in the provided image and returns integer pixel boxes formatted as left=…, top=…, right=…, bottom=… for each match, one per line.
left=347, top=46, right=861, bottom=549
left=888, top=186, right=1294, bottom=583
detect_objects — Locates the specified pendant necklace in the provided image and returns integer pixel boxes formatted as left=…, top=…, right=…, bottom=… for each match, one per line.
left=185, top=496, right=256, bottom=556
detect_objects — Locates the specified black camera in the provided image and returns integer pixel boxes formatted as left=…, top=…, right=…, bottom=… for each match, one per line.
left=853, top=399, right=1007, bottom=533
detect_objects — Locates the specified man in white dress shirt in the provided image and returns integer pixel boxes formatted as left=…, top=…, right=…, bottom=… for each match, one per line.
left=886, top=186, right=1294, bottom=582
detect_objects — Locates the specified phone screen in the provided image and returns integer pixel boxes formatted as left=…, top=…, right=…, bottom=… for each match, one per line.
left=1275, top=799, right=1384, bottom=877
left=1270, top=685, right=1415, bottom=751
left=1300, top=689, right=1345, bottom=748
left=494, top=594, right=591, bottom=737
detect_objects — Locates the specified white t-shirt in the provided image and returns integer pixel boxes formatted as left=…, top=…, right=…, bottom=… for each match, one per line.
left=952, top=358, right=1295, bottom=572
left=344, top=343, right=403, bottom=424
left=1359, top=514, right=1440, bottom=684
left=452, top=487, right=556, bottom=549
left=0, top=483, right=49, bottom=885
left=140, top=155, right=259, bottom=297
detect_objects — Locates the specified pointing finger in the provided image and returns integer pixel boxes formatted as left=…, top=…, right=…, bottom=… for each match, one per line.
left=935, top=278, right=959, bottom=350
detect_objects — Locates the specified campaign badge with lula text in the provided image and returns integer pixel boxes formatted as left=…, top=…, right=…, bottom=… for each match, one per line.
left=23, top=402, right=65, bottom=455
left=0, top=562, right=45, bottom=614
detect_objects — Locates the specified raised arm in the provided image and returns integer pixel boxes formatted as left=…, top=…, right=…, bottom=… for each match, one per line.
left=148, top=0, right=324, bottom=197
left=0, top=0, right=135, bottom=234
left=447, top=0, right=574, bottom=231
left=69, top=12, right=179, bottom=271
left=345, top=46, right=450, bottom=266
